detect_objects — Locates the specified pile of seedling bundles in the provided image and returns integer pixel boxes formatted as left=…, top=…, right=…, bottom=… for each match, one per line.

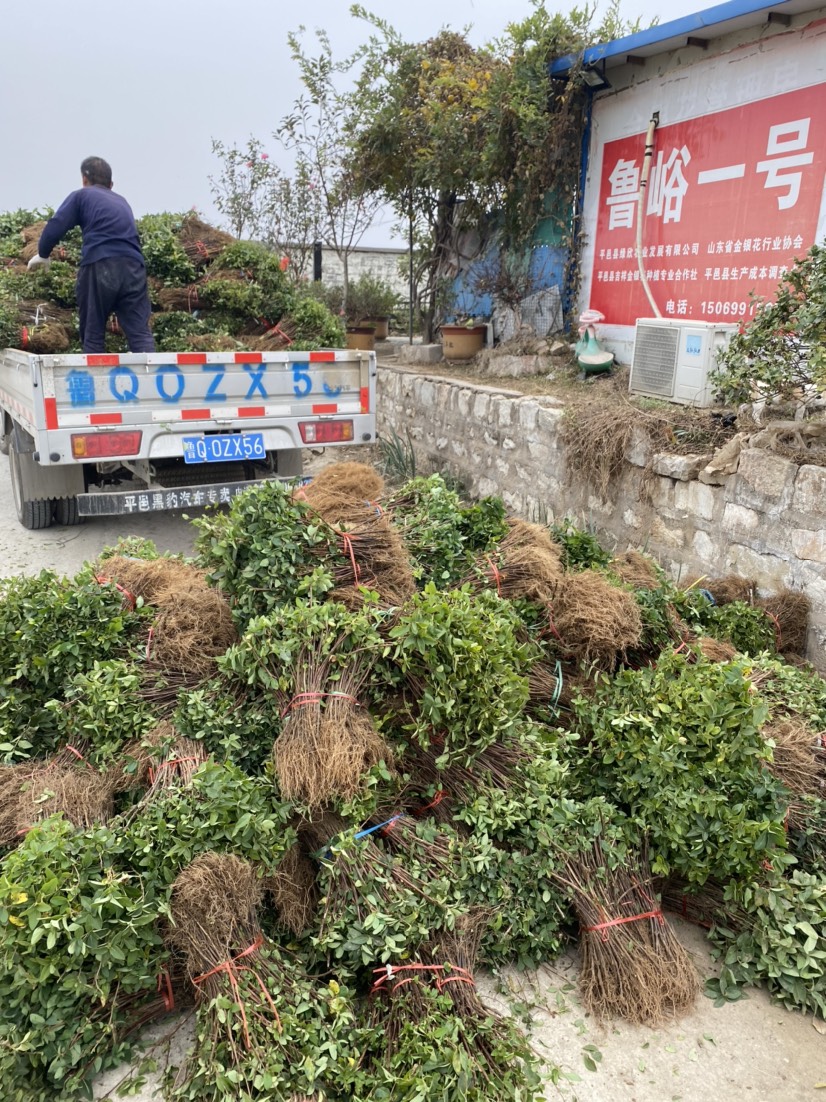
left=1, top=461, right=824, bottom=1102
left=0, top=208, right=344, bottom=356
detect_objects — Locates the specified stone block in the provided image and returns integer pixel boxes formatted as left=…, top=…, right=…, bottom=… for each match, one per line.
left=478, top=353, right=545, bottom=378
left=477, top=477, right=498, bottom=497
left=473, top=393, right=490, bottom=420
left=722, top=503, right=761, bottom=540
left=692, top=529, right=715, bottom=560
left=724, top=544, right=791, bottom=589
left=502, top=438, right=517, bottom=451
left=650, top=452, right=711, bottom=481
left=623, top=508, right=641, bottom=529
left=496, top=399, right=514, bottom=427
left=518, top=400, right=540, bottom=431
left=396, top=343, right=442, bottom=365
left=791, top=529, right=826, bottom=565
left=537, top=406, right=565, bottom=436
left=418, top=380, right=436, bottom=409
left=626, top=425, right=652, bottom=467
left=792, top=465, right=826, bottom=519
left=650, top=515, right=684, bottom=548
left=734, top=448, right=797, bottom=504
left=456, top=389, right=472, bottom=418
left=688, top=480, right=717, bottom=522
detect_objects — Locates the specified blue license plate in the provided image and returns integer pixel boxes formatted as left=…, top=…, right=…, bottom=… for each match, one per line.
left=182, top=433, right=266, bottom=464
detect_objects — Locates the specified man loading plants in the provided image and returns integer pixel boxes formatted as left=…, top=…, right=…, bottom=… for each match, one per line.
left=27, top=156, right=155, bottom=354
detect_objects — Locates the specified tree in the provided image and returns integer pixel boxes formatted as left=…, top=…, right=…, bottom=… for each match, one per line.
left=209, top=138, right=323, bottom=284
left=280, top=26, right=384, bottom=316
left=346, top=2, right=651, bottom=340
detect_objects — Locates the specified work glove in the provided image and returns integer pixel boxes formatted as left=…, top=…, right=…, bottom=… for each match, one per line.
left=27, top=254, right=51, bottom=271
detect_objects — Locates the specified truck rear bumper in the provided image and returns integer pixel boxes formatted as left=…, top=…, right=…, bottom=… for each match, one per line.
left=77, top=476, right=308, bottom=517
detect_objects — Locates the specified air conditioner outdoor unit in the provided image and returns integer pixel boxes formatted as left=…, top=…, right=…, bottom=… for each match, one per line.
left=629, top=318, right=738, bottom=407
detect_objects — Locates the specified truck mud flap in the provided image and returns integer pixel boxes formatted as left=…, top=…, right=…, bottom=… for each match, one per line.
left=77, top=477, right=310, bottom=517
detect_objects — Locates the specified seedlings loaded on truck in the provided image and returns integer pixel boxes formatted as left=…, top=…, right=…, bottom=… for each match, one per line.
left=0, top=348, right=376, bottom=528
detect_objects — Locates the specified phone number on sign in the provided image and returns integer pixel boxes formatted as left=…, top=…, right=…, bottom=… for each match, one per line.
left=698, top=301, right=758, bottom=318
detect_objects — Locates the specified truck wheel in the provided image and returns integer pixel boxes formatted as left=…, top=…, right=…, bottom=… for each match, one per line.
left=9, top=440, right=53, bottom=530
left=53, top=497, right=82, bottom=526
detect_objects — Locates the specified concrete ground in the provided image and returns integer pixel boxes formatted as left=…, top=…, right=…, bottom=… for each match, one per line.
left=0, top=450, right=822, bottom=1102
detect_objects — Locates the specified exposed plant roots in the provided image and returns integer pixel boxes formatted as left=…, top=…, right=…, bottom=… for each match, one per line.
left=466, top=519, right=563, bottom=604
left=554, top=843, right=699, bottom=1024
left=304, top=462, right=385, bottom=509
left=552, top=570, right=643, bottom=669
left=266, top=842, right=319, bottom=936
left=763, top=716, right=825, bottom=798
left=757, top=587, right=810, bottom=657
left=694, top=635, right=737, bottom=663
left=16, top=745, right=118, bottom=835
left=610, top=550, right=661, bottom=590
left=705, top=575, right=756, bottom=606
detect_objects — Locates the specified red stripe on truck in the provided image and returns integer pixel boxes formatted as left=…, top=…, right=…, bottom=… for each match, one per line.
left=44, top=397, right=58, bottom=429
left=234, top=352, right=263, bottom=364
left=238, top=406, right=266, bottom=417
left=182, top=409, right=210, bottom=420
left=85, top=355, right=120, bottom=366
left=90, top=413, right=123, bottom=425
left=312, top=403, right=338, bottom=414
left=177, top=353, right=207, bottom=365
left=360, top=387, right=370, bottom=413
left=309, top=351, right=336, bottom=362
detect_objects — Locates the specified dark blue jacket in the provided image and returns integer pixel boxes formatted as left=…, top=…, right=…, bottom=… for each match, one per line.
left=38, top=186, right=145, bottom=267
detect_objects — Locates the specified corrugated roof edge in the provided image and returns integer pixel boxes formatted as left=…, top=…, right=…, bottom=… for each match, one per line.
left=550, top=0, right=794, bottom=73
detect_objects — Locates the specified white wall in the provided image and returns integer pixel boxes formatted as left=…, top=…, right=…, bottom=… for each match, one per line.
left=580, top=7, right=826, bottom=362
left=318, top=247, right=409, bottom=300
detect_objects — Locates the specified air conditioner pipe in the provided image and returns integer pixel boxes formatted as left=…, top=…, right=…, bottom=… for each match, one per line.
left=636, top=111, right=662, bottom=318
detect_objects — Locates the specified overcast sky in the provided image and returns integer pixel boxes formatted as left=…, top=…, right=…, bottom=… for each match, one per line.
left=1, top=0, right=702, bottom=245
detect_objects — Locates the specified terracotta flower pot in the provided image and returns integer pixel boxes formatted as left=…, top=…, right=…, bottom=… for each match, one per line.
left=345, top=325, right=377, bottom=351
left=441, top=324, right=486, bottom=361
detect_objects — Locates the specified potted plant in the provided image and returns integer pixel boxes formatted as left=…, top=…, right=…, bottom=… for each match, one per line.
left=440, top=317, right=488, bottom=361
left=346, top=273, right=399, bottom=340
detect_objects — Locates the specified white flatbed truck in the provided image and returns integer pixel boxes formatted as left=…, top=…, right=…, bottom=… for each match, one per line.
left=0, top=347, right=376, bottom=528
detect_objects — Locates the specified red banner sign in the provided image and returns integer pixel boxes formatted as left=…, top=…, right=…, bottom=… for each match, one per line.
left=590, top=84, right=826, bottom=326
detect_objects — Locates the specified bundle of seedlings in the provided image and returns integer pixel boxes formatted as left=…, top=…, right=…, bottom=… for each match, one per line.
left=658, top=875, right=742, bottom=931
left=367, top=913, right=543, bottom=1102
left=118, top=721, right=209, bottom=815
left=389, top=586, right=533, bottom=766
left=301, top=460, right=386, bottom=518
left=15, top=742, right=119, bottom=836
left=462, top=518, right=563, bottom=605
left=320, top=510, right=417, bottom=607
left=193, top=480, right=343, bottom=623
left=550, top=568, right=643, bottom=670
left=263, top=605, right=390, bottom=809
left=165, top=852, right=367, bottom=1100
left=94, top=553, right=207, bottom=606
left=265, top=839, right=320, bottom=936
left=609, top=549, right=662, bottom=590
left=298, top=811, right=455, bottom=966
left=571, top=650, right=789, bottom=885
left=0, top=816, right=168, bottom=1102
left=692, top=634, right=737, bottom=663
left=706, top=870, right=826, bottom=1016
left=704, top=574, right=756, bottom=606
left=384, top=474, right=509, bottom=587
left=398, top=735, right=531, bottom=825
left=762, top=715, right=826, bottom=819
left=146, top=583, right=238, bottom=678
left=756, top=586, right=810, bottom=658
left=553, top=832, right=699, bottom=1024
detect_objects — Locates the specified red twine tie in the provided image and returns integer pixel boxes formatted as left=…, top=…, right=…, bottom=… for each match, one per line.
left=583, top=909, right=665, bottom=943
left=192, top=934, right=280, bottom=1048
left=94, top=574, right=137, bottom=611
left=157, top=970, right=175, bottom=1011
left=339, top=532, right=361, bottom=583
left=370, top=962, right=475, bottom=996
left=280, top=690, right=361, bottom=719
left=485, top=555, right=503, bottom=596
left=414, top=789, right=449, bottom=817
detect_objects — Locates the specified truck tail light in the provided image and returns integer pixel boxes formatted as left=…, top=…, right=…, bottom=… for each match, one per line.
left=71, top=431, right=143, bottom=459
left=299, top=420, right=354, bottom=444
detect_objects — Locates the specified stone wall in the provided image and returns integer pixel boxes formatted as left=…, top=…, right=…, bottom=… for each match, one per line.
left=319, top=247, right=408, bottom=299
left=377, top=365, right=826, bottom=668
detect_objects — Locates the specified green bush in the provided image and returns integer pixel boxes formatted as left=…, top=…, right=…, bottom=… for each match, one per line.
left=572, top=651, right=789, bottom=884
left=712, top=242, right=826, bottom=407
